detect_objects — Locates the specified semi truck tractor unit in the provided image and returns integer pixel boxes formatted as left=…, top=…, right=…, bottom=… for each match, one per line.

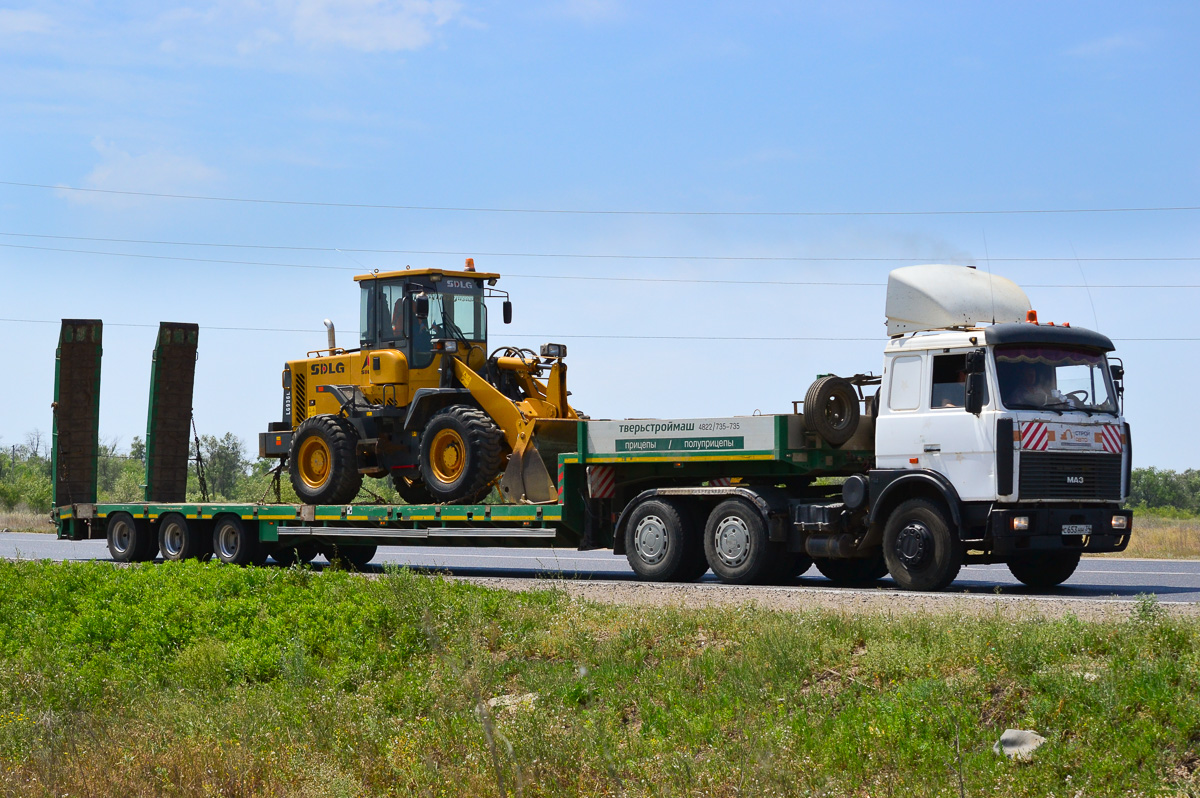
left=50, top=263, right=1132, bottom=592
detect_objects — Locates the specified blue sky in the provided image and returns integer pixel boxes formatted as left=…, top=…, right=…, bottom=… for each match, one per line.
left=1, top=1, right=1197, bottom=469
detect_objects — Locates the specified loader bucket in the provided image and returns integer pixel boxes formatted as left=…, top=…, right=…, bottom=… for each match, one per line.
left=52, top=319, right=103, bottom=508
left=144, top=322, right=199, bottom=501
left=499, top=419, right=579, bottom=504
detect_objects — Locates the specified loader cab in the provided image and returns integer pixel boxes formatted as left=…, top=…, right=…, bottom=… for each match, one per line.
left=356, top=268, right=499, bottom=371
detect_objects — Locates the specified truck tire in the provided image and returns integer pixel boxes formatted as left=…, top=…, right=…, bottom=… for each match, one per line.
left=289, top=415, right=363, bottom=505
left=703, top=499, right=773, bottom=585
left=272, top=542, right=318, bottom=566
left=158, top=513, right=211, bottom=562
left=763, top=547, right=813, bottom=585
left=882, top=499, right=963, bottom=591
left=624, top=498, right=696, bottom=581
left=324, top=543, right=378, bottom=571
left=804, top=376, right=860, bottom=447
left=813, top=555, right=889, bottom=586
left=1007, top=551, right=1081, bottom=588
left=419, top=406, right=505, bottom=503
left=392, top=472, right=437, bottom=505
left=213, top=516, right=266, bottom=566
left=107, top=511, right=156, bottom=563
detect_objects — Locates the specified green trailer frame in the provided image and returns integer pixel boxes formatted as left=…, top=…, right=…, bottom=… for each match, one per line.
left=50, top=318, right=873, bottom=557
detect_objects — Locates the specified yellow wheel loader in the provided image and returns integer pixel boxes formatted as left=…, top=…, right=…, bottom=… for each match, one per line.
left=258, top=260, right=581, bottom=505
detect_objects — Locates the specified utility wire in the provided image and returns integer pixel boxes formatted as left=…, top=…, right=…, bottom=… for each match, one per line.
left=0, top=317, right=1192, bottom=342
left=4, top=242, right=1200, bottom=288
left=3, top=231, right=1200, bottom=263
left=4, top=180, right=1199, bottom=217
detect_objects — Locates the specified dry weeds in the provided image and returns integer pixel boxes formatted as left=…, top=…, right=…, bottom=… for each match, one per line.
left=0, top=510, right=52, bottom=534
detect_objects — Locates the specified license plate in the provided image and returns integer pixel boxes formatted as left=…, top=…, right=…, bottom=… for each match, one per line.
left=1061, top=524, right=1092, bottom=535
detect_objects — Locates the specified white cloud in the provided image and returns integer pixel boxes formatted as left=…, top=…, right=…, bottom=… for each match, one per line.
left=1067, top=34, right=1143, bottom=58
left=284, top=0, right=464, bottom=52
left=0, top=8, right=55, bottom=35
left=58, top=138, right=222, bottom=207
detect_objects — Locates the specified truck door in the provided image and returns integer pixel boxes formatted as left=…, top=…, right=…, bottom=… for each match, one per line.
left=923, top=351, right=996, bottom=500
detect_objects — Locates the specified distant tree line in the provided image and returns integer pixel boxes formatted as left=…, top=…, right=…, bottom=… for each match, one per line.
left=1, top=431, right=1196, bottom=516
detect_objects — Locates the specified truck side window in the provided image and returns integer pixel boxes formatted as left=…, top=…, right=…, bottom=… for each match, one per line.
left=931, top=353, right=988, bottom=408
left=888, top=355, right=923, bottom=411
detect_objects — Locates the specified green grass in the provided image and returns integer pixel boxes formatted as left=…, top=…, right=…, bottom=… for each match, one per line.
left=0, top=562, right=1198, bottom=797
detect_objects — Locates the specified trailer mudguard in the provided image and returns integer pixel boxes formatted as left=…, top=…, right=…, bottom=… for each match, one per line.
left=402, top=388, right=474, bottom=431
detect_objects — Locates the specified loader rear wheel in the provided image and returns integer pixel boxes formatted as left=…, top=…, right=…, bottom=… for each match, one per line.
left=289, top=415, right=363, bottom=505
left=804, top=376, right=860, bottom=447
left=419, top=406, right=504, bottom=503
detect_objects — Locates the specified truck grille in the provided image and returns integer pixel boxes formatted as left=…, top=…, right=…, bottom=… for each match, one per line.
left=1018, top=452, right=1122, bottom=501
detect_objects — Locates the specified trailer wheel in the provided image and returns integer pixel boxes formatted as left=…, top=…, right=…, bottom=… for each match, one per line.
left=804, top=376, right=860, bottom=447
left=419, top=406, right=505, bottom=503
left=107, top=511, right=156, bottom=563
left=324, top=544, right=378, bottom=571
left=213, top=516, right=266, bottom=566
left=289, top=415, right=363, bottom=505
left=882, top=499, right=962, bottom=591
left=703, top=499, right=772, bottom=585
left=158, top=513, right=211, bottom=562
left=624, top=498, right=695, bottom=581
left=813, top=555, right=889, bottom=586
left=272, top=542, right=318, bottom=566
left=1006, top=551, right=1081, bottom=588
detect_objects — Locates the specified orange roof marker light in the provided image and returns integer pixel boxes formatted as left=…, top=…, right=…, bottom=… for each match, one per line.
left=1026, top=310, right=1039, bottom=324
left=464, top=257, right=476, bottom=272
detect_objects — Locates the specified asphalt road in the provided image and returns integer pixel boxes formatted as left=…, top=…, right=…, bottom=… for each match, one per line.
left=3, top=531, right=1199, bottom=603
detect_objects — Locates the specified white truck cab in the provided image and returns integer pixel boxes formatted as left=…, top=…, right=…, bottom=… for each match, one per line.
left=866, top=265, right=1131, bottom=589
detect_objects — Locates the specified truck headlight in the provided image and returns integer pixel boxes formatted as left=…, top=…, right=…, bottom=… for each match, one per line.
left=1111, top=516, right=1128, bottom=530
left=1012, top=516, right=1030, bottom=531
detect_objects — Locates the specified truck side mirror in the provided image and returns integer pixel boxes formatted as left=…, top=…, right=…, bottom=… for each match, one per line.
left=503, top=300, right=513, bottom=324
left=965, top=372, right=985, bottom=415
left=414, top=294, right=429, bottom=320
left=1110, top=364, right=1124, bottom=383
left=965, top=348, right=986, bottom=374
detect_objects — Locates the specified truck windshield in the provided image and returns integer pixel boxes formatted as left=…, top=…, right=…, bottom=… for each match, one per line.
left=995, top=345, right=1117, bottom=415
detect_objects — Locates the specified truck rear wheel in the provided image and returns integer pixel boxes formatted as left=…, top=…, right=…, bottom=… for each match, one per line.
left=813, top=555, right=889, bottom=586
left=419, top=406, right=504, bottom=503
left=882, top=499, right=962, bottom=591
left=158, top=513, right=211, bottom=562
left=704, top=499, right=772, bottom=585
left=1007, top=551, right=1081, bottom=588
left=289, top=415, right=363, bottom=505
left=106, top=511, right=157, bottom=563
left=213, top=516, right=266, bottom=566
left=804, top=376, right=860, bottom=447
left=624, top=498, right=699, bottom=581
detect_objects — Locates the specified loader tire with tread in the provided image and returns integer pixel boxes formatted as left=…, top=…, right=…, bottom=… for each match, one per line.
left=289, top=415, right=363, bottom=506
left=804, top=376, right=860, bottom=447
left=419, top=406, right=505, bottom=503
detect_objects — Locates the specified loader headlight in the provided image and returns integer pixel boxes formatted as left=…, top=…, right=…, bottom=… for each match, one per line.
left=540, top=342, right=567, bottom=358
left=432, top=340, right=459, bottom=353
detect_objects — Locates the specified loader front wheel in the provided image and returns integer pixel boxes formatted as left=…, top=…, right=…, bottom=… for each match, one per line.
left=419, top=406, right=505, bottom=503
left=289, top=415, right=363, bottom=505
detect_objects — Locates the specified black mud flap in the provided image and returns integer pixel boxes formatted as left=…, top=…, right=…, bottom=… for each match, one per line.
left=145, top=322, right=199, bottom=502
left=52, top=320, right=104, bottom=508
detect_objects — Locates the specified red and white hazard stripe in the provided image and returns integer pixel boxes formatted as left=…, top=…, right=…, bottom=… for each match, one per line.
left=1100, top=424, right=1124, bottom=454
left=710, top=477, right=733, bottom=487
left=1020, top=421, right=1049, bottom=451
left=587, top=466, right=616, bottom=499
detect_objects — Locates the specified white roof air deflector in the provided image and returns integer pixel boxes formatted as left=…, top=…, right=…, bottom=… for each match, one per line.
left=885, top=264, right=1031, bottom=336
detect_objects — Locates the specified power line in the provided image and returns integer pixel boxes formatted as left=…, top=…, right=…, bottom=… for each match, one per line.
left=4, top=230, right=1200, bottom=263
left=4, top=242, right=1200, bottom=289
left=0, top=317, right=1192, bottom=342
left=4, top=180, right=1199, bottom=217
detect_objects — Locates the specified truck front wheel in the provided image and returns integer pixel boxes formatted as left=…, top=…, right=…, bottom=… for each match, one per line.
left=704, top=499, right=772, bottom=585
left=1007, top=551, right=1081, bottom=588
left=289, top=415, right=363, bottom=505
left=882, top=499, right=963, bottom=591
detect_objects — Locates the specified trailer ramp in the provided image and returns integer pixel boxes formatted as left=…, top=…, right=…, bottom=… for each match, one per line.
left=144, top=322, right=199, bottom=502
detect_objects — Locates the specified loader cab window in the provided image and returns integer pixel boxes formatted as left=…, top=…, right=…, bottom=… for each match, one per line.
left=359, top=280, right=408, bottom=348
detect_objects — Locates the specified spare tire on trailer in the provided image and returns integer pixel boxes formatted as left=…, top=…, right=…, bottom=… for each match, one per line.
left=804, top=376, right=860, bottom=447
